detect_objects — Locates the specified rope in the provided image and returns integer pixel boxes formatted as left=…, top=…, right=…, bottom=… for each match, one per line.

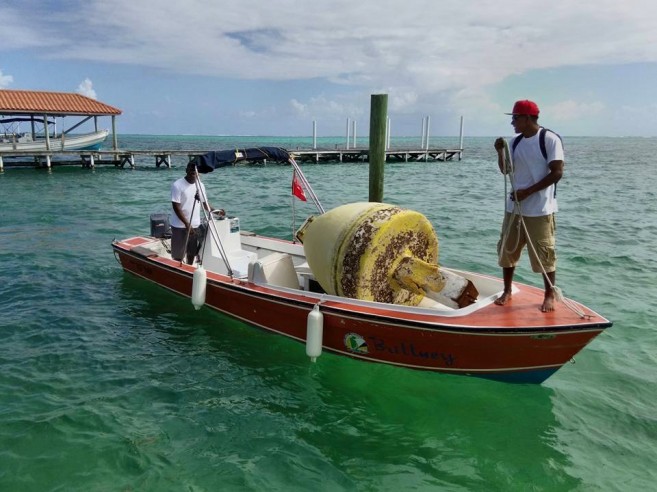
left=180, top=198, right=197, bottom=266
left=500, top=140, right=587, bottom=318
left=499, top=142, right=522, bottom=257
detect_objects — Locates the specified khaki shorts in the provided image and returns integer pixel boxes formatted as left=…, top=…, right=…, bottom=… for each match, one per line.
left=497, top=213, right=556, bottom=273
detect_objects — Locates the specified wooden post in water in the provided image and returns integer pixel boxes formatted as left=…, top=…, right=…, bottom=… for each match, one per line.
left=369, top=94, right=388, bottom=202
left=459, top=116, right=464, bottom=160
left=346, top=118, right=351, bottom=150
left=386, top=117, right=391, bottom=150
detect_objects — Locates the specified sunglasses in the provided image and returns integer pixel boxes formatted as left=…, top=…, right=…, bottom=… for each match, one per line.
left=511, top=114, right=531, bottom=122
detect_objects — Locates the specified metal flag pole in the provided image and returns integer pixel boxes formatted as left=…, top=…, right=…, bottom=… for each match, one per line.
left=288, top=156, right=325, bottom=214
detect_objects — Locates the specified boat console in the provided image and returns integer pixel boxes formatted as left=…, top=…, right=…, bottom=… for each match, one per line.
left=200, top=215, right=256, bottom=278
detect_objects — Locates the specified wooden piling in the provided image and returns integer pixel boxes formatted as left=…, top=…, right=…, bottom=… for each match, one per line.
left=369, top=94, right=388, bottom=202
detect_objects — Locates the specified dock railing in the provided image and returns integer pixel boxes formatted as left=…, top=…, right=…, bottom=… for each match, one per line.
left=0, top=145, right=463, bottom=170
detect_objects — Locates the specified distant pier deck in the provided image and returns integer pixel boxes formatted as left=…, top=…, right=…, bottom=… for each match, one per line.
left=0, top=146, right=463, bottom=170
left=291, top=147, right=462, bottom=163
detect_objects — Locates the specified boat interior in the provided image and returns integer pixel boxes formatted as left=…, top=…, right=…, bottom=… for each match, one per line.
left=131, top=214, right=509, bottom=315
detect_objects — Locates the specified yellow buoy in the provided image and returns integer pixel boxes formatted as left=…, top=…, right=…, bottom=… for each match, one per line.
left=296, top=202, right=477, bottom=307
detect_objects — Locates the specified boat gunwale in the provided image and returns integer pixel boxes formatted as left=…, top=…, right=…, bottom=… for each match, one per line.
left=112, top=238, right=613, bottom=336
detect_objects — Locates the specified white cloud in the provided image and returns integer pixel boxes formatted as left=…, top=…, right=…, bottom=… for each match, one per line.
left=289, top=99, right=307, bottom=116
left=5, top=2, right=657, bottom=92
left=288, top=95, right=364, bottom=120
left=76, top=78, right=97, bottom=99
left=547, top=100, right=606, bottom=122
left=0, top=6, right=52, bottom=50
left=3, top=1, right=657, bottom=134
left=620, top=103, right=657, bottom=115
left=389, top=91, right=419, bottom=113
left=0, top=69, right=13, bottom=88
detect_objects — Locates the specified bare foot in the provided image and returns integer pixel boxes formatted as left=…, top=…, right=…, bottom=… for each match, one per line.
left=495, top=291, right=512, bottom=306
left=541, top=294, right=555, bottom=312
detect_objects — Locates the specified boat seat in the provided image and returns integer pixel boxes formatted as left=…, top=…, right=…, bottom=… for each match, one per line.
left=248, top=252, right=300, bottom=289
left=295, top=261, right=313, bottom=275
left=417, top=296, right=455, bottom=311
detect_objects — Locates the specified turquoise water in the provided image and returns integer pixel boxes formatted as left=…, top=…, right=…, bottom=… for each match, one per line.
left=1, top=135, right=656, bottom=491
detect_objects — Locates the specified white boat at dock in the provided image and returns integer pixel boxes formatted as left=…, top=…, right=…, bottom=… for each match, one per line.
left=0, top=129, right=109, bottom=152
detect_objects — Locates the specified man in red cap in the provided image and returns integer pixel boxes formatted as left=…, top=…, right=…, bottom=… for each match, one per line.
left=493, top=100, right=564, bottom=312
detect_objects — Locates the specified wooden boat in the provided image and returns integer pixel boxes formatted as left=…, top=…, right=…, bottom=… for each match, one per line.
left=0, top=129, right=108, bottom=152
left=111, top=147, right=612, bottom=384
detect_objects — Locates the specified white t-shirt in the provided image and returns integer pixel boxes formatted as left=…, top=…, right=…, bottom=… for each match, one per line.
left=170, top=177, right=206, bottom=228
left=507, top=129, right=564, bottom=216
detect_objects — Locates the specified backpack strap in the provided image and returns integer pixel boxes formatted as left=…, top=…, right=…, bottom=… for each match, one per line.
left=539, top=128, right=547, bottom=160
left=511, top=134, right=523, bottom=154
left=540, top=127, right=564, bottom=160
left=541, top=128, right=564, bottom=198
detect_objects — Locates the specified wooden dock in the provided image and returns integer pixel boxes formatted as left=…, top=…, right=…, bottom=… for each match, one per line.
left=0, top=146, right=463, bottom=170
left=291, top=147, right=462, bottom=163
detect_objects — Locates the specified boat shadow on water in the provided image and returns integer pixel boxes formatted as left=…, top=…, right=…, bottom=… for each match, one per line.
left=115, top=274, right=583, bottom=490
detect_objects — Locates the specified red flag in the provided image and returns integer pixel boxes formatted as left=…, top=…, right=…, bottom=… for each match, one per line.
left=292, top=172, right=307, bottom=201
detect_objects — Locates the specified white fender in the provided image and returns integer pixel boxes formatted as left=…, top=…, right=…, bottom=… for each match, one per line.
left=191, top=265, right=207, bottom=310
left=306, top=304, right=324, bottom=362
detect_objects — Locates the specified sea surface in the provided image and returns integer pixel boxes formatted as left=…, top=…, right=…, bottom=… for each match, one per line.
left=1, top=134, right=656, bottom=491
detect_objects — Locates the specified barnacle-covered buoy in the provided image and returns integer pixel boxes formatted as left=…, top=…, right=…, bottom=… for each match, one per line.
left=296, top=202, right=478, bottom=308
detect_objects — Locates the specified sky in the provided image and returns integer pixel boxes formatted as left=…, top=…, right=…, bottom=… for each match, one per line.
left=1, top=0, right=656, bottom=137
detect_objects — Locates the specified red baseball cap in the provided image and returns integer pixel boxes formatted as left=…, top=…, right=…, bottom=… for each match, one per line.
left=505, top=100, right=540, bottom=116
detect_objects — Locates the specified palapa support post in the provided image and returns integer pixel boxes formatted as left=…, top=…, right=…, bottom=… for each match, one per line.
left=369, top=94, right=388, bottom=203
left=44, top=113, right=51, bottom=151
left=112, top=116, right=118, bottom=151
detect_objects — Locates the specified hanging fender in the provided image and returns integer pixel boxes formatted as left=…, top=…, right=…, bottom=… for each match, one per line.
left=191, top=265, right=207, bottom=310
left=306, top=304, right=324, bottom=362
